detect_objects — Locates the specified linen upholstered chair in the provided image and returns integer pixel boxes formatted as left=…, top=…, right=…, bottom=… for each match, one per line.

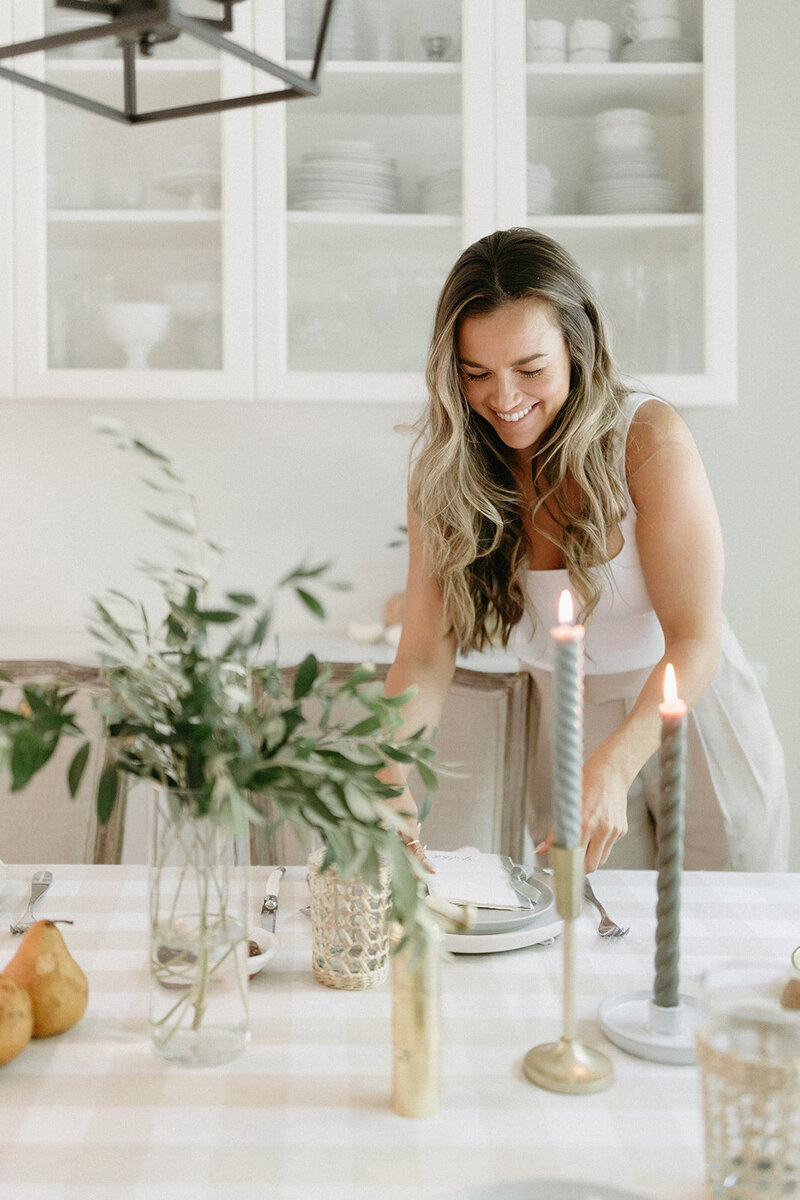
left=0, top=661, right=127, bottom=864
left=249, top=662, right=532, bottom=867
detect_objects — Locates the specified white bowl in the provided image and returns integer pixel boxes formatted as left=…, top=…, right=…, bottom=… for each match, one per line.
left=103, top=302, right=171, bottom=342
left=102, top=303, right=172, bottom=369
left=246, top=926, right=279, bottom=977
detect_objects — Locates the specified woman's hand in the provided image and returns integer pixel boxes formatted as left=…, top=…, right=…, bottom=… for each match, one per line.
left=579, top=748, right=629, bottom=872
left=535, top=747, right=630, bottom=871
left=400, top=825, right=435, bottom=873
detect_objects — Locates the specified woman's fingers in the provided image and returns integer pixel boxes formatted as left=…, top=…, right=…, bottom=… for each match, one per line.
left=401, top=829, right=435, bottom=873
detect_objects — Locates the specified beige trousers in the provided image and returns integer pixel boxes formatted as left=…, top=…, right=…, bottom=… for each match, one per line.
left=522, top=616, right=790, bottom=871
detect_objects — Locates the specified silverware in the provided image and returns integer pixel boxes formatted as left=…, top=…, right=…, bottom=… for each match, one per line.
left=260, top=866, right=285, bottom=933
left=528, top=864, right=629, bottom=938
left=10, top=870, right=53, bottom=935
left=582, top=875, right=629, bottom=938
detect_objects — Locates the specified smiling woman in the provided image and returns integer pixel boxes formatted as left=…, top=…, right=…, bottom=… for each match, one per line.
left=382, top=227, right=789, bottom=876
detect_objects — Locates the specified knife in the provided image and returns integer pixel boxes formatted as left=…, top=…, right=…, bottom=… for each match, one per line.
left=260, top=866, right=286, bottom=932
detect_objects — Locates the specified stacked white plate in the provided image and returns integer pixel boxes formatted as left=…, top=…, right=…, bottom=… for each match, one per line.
left=288, top=140, right=400, bottom=213
left=581, top=109, right=677, bottom=214
left=419, top=164, right=461, bottom=214
left=621, top=36, right=701, bottom=62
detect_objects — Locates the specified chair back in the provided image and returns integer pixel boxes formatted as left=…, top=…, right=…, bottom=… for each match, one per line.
left=249, top=662, right=531, bottom=867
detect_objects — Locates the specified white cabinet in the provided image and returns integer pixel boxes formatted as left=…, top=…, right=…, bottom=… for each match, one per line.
left=4, top=0, right=735, bottom=406
left=10, top=0, right=255, bottom=400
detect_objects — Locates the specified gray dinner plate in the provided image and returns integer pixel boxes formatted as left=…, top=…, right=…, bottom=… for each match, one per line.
left=455, top=877, right=555, bottom=935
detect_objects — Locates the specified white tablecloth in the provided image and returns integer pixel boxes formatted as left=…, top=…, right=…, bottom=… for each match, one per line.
left=0, top=865, right=797, bottom=1200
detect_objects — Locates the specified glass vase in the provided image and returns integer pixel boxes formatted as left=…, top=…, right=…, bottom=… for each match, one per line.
left=148, top=786, right=250, bottom=1067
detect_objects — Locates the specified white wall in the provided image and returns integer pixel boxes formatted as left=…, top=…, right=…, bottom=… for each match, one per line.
left=1, top=2, right=798, bottom=865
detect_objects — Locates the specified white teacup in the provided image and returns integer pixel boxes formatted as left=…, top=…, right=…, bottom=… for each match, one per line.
left=626, top=15, right=682, bottom=41
left=569, top=18, right=613, bottom=52
left=624, top=0, right=679, bottom=19
left=527, top=18, right=567, bottom=61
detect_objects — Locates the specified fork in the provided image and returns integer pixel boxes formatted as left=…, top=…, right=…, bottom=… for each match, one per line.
left=532, top=865, right=629, bottom=938
left=582, top=875, right=629, bottom=938
left=10, top=870, right=53, bottom=935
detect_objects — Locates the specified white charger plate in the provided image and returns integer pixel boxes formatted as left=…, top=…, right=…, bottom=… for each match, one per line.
left=445, top=909, right=562, bottom=955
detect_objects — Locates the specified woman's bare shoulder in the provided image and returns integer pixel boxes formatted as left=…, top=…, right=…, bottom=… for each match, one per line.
left=626, top=396, right=695, bottom=479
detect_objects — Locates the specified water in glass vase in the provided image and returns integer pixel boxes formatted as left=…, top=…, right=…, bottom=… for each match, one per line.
left=149, top=911, right=250, bottom=1067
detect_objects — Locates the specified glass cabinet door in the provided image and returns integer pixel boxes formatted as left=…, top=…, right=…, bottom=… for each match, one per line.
left=254, top=0, right=494, bottom=401
left=496, top=0, right=735, bottom=407
left=11, top=0, right=256, bottom=400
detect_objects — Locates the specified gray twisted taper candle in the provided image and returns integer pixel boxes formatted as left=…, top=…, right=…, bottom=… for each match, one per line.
left=654, top=712, right=687, bottom=1007
left=553, top=633, right=583, bottom=850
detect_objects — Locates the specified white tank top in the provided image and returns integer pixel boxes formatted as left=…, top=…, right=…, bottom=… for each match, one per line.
left=511, top=393, right=666, bottom=674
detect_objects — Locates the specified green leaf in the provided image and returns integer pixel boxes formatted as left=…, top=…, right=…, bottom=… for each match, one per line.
left=415, top=760, right=439, bottom=793
left=294, top=588, right=325, bottom=619
left=279, top=560, right=332, bottom=585
left=67, top=742, right=91, bottom=797
left=381, top=744, right=416, bottom=764
left=10, top=731, right=58, bottom=791
left=144, top=510, right=197, bottom=536
left=293, top=653, right=318, bottom=700
left=97, top=761, right=119, bottom=825
left=132, top=438, right=170, bottom=464
left=196, top=609, right=239, bottom=624
left=343, top=780, right=378, bottom=823
left=344, top=714, right=383, bottom=738
left=226, top=592, right=257, bottom=607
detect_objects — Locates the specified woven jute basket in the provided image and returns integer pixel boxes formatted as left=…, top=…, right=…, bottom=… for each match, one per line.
left=307, top=847, right=391, bottom=990
left=697, top=1032, right=800, bottom=1197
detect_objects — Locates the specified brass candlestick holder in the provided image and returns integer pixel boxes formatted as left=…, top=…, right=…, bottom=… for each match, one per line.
left=524, top=845, right=614, bottom=1094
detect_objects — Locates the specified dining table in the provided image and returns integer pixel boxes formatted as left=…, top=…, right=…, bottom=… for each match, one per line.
left=0, top=863, right=797, bottom=1200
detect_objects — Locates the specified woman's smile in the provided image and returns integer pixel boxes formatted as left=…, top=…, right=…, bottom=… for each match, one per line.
left=494, top=402, right=537, bottom=423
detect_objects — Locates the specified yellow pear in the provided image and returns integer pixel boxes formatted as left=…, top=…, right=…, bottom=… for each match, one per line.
left=0, top=975, right=34, bottom=1064
left=4, top=920, right=88, bottom=1038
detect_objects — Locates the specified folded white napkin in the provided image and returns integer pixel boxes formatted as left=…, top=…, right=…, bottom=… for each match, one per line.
left=426, top=848, right=528, bottom=910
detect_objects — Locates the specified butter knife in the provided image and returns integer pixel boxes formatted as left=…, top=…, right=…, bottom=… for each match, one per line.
left=260, top=866, right=285, bottom=933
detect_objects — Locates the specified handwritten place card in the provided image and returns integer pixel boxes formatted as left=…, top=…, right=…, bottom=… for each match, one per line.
left=426, top=848, right=529, bottom=910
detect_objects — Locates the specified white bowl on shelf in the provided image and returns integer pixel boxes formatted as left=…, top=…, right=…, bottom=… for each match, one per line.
left=101, top=302, right=172, bottom=369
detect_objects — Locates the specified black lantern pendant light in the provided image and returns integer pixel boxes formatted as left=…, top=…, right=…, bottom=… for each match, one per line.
left=0, top=0, right=337, bottom=124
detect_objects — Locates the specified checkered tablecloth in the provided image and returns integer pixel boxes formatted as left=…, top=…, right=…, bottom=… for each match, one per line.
left=0, top=865, right=797, bottom=1200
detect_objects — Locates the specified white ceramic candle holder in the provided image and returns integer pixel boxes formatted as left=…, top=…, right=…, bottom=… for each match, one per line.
left=599, top=990, right=698, bottom=1064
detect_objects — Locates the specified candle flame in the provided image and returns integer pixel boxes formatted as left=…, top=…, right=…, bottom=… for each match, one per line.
left=557, top=589, right=574, bottom=625
left=663, top=663, right=678, bottom=706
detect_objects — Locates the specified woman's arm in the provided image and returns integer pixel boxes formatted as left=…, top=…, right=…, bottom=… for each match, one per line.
left=381, top=502, right=458, bottom=862
left=539, top=398, right=724, bottom=871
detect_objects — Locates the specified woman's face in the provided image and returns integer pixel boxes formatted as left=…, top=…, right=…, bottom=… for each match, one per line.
left=457, top=298, right=572, bottom=466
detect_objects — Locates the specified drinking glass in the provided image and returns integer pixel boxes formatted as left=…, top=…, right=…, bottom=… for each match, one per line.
left=696, top=961, right=800, bottom=1199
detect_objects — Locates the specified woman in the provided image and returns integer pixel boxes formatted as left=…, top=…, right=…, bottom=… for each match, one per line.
left=384, top=228, right=788, bottom=873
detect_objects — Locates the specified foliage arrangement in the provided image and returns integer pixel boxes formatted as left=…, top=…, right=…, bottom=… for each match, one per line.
left=0, top=419, right=442, bottom=942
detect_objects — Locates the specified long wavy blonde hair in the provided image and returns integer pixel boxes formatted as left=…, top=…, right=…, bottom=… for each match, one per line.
left=409, top=228, right=630, bottom=653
